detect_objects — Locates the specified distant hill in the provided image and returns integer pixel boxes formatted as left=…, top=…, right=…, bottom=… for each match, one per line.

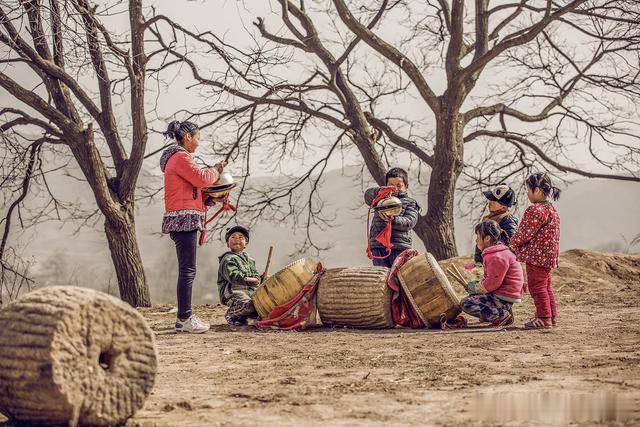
left=15, top=164, right=640, bottom=304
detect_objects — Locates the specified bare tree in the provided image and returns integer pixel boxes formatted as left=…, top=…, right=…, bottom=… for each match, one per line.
left=0, top=0, right=154, bottom=305
left=149, top=0, right=640, bottom=259
left=0, top=132, right=38, bottom=304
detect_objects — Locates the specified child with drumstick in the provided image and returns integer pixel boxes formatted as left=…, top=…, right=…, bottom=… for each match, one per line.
left=217, top=226, right=262, bottom=326
left=460, top=220, right=524, bottom=327
left=511, top=173, right=561, bottom=329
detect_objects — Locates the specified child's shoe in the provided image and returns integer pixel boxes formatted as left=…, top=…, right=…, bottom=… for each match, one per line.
left=491, top=312, right=514, bottom=327
left=175, top=315, right=210, bottom=333
left=225, top=312, right=247, bottom=326
left=524, top=317, right=552, bottom=329
left=552, top=317, right=557, bottom=327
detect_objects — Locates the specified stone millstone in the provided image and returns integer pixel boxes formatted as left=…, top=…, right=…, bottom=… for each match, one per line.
left=317, top=267, right=393, bottom=328
left=0, top=286, right=157, bottom=426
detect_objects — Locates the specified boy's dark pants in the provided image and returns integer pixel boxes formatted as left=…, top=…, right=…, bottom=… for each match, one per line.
left=224, top=284, right=258, bottom=324
left=370, top=247, right=407, bottom=268
left=170, top=230, right=197, bottom=320
left=460, top=293, right=512, bottom=322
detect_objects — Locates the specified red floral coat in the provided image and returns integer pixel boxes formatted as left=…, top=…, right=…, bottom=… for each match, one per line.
left=511, top=202, right=560, bottom=269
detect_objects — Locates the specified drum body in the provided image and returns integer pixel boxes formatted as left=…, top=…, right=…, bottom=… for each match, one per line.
left=397, top=252, right=461, bottom=327
left=317, top=267, right=393, bottom=328
left=252, top=258, right=317, bottom=319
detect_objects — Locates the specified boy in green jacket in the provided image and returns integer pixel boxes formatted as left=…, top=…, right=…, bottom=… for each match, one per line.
left=217, top=226, right=262, bottom=325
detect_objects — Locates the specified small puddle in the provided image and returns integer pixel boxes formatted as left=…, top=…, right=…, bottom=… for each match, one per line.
left=471, top=391, right=633, bottom=424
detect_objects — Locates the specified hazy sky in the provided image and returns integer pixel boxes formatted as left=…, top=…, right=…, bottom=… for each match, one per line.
left=2, top=0, right=637, bottom=180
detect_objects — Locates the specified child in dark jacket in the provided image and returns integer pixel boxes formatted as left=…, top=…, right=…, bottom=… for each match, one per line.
left=364, top=167, right=421, bottom=268
left=473, top=184, right=519, bottom=264
left=461, top=220, right=524, bottom=327
left=511, top=173, right=561, bottom=329
left=217, top=226, right=262, bottom=326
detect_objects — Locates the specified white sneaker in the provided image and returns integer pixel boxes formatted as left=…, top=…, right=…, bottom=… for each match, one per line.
left=175, top=314, right=210, bottom=334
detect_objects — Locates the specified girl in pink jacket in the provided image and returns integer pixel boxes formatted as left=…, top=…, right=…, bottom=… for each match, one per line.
left=461, top=220, right=524, bottom=327
left=160, top=120, right=226, bottom=334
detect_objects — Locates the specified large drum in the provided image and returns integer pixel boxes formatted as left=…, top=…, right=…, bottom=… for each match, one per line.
left=317, top=267, right=393, bottom=328
left=252, top=258, right=317, bottom=319
left=397, top=252, right=461, bottom=327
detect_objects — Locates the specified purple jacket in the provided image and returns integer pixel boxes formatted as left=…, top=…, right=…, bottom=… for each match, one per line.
left=479, top=243, right=524, bottom=303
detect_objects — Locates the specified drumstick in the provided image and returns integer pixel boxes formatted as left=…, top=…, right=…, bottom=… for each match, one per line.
left=262, top=246, right=274, bottom=279
left=447, top=271, right=466, bottom=287
left=446, top=266, right=467, bottom=286
left=452, top=264, right=466, bottom=283
left=445, top=265, right=465, bottom=282
left=445, top=266, right=464, bottom=285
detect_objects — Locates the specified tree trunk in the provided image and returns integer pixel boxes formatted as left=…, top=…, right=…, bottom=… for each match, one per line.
left=414, top=106, right=464, bottom=260
left=103, top=202, right=150, bottom=307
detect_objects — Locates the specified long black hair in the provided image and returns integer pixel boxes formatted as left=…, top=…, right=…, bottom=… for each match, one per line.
left=163, top=120, right=199, bottom=145
left=525, top=172, right=561, bottom=201
left=475, top=220, right=508, bottom=245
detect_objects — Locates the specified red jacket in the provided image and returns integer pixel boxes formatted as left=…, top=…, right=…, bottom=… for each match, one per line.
left=161, top=146, right=219, bottom=213
left=511, top=202, right=560, bottom=269
left=478, top=243, right=524, bottom=303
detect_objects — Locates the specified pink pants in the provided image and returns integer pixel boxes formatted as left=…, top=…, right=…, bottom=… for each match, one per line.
left=526, top=264, right=557, bottom=319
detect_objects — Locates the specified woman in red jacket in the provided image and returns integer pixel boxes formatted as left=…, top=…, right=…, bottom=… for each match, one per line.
left=160, top=120, right=226, bottom=333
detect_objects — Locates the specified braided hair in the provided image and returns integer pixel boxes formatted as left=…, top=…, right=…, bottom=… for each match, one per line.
left=475, top=220, right=508, bottom=245
left=525, top=172, right=562, bottom=201
left=163, top=120, right=199, bottom=145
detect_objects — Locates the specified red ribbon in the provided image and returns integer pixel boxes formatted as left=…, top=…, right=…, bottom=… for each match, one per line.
left=366, top=186, right=396, bottom=260
left=198, top=195, right=236, bottom=246
left=386, top=249, right=425, bottom=328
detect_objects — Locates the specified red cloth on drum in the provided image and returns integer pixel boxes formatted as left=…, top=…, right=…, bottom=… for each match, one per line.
left=366, top=186, right=396, bottom=260
left=387, top=249, right=425, bottom=329
left=254, top=264, right=325, bottom=331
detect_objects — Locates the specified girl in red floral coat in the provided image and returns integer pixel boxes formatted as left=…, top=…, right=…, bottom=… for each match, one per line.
left=511, top=173, right=561, bottom=329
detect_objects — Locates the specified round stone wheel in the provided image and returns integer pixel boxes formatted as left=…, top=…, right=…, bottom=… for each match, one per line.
left=0, top=286, right=157, bottom=426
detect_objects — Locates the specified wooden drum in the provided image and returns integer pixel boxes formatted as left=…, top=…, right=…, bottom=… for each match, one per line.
left=317, top=267, right=393, bottom=328
left=397, top=252, right=461, bottom=327
left=252, top=258, right=317, bottom=319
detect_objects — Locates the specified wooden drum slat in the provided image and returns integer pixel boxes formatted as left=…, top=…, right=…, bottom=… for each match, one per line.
left=317, top=267, right=393, bottom=329
left=252, top=258, right=317, bottom=319
left=397, top=253, right=461, bottom=327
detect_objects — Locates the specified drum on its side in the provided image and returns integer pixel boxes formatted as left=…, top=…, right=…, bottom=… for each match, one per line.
left=252, top=258, right=317, bottom=319
left=397, top=252, right=461, bottom=327
left=317, top=267, right=393, bottom=328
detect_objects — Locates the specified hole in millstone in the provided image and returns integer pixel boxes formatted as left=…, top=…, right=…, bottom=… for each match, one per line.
left=98, top=348, right=119, bottom=372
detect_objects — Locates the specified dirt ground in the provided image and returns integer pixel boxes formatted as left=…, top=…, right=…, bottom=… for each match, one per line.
left=1, top=250, right=637, bottom=426
left=129, top=250, right=640, bottom=426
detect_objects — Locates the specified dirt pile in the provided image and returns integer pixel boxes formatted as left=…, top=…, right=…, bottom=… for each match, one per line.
left=4, top=251, right=638, bottom=426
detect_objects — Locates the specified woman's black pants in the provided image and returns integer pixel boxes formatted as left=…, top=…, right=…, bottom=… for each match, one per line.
left=170, top=230, right=197, bottom=319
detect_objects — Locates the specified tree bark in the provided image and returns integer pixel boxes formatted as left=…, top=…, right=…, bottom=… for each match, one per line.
left=414, top=104, right=464, bottom=260
left=103, top=203, right=150, bottom=307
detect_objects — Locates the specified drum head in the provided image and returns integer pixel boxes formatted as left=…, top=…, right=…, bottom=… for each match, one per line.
left=203, top=182, right=237, bottom=193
